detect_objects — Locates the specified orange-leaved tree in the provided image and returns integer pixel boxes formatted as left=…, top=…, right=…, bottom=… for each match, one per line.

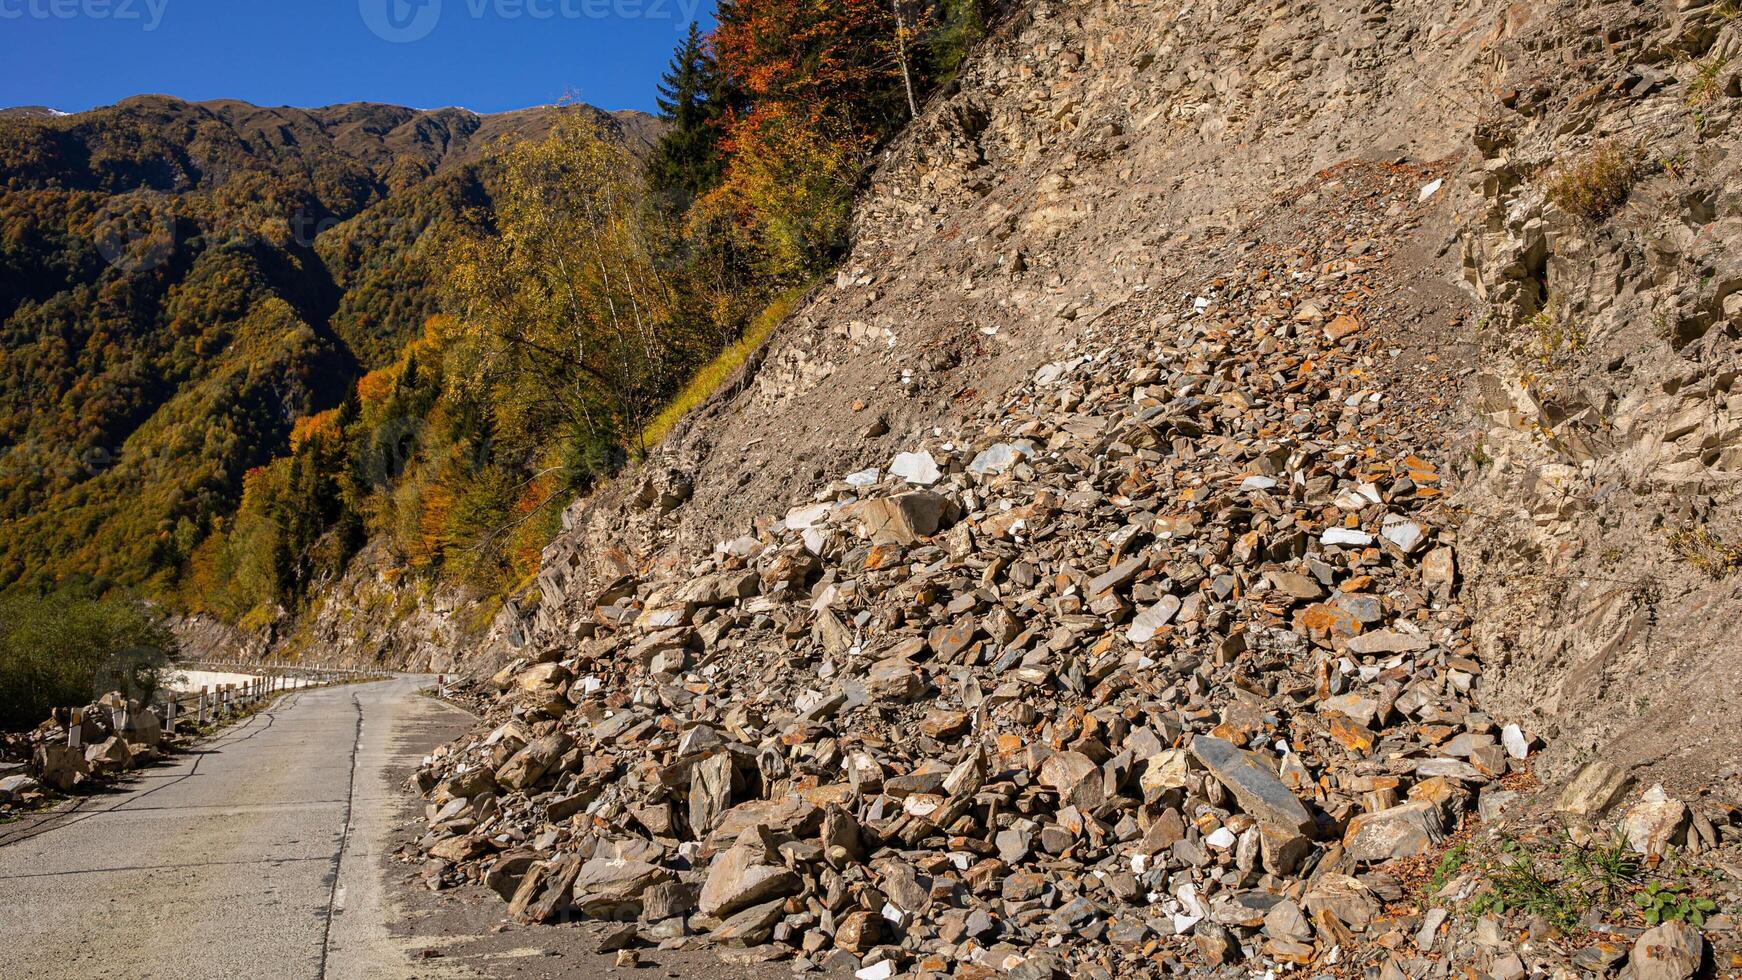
left=695, top=0, right=919, bottom=282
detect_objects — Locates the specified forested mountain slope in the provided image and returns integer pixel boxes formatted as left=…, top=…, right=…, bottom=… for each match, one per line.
left=0, top=97, right=655, bottom=600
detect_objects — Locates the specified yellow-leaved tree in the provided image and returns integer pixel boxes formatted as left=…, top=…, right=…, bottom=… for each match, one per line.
left=445, top=114, right=681, bottom=465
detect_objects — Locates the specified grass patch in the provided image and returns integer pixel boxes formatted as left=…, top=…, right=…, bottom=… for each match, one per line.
left=1547, top=142, right=1647, bottom=223
left=1564, top=834, right=1642, bottom=904
left=1442, top=830, right=1725, bottom=934
left=1429, top=842, right=1473, bottom=895
left=638, top=284, right=810, bottom=449
left=1688, top=57, right=1730, bottom=105
left=1470, top=840, right=1585, bottom=930
left=1524, top=303, right=1587, bottom=368
left=1667, top=525, right=1742, bottom=578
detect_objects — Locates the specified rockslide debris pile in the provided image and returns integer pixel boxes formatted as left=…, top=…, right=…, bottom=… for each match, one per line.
left=407, top=165, right=1539, bottom=977
left=5, top=693, right=170, bottom=808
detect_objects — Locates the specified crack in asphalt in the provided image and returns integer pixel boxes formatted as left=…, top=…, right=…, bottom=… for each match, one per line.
left=0, top=854, right=331, bottom=881
left=70, top=798, right=351, bottom=814
left=315, top=692, right=365, bottom=980
left=0, top=694, right=299, bottom=851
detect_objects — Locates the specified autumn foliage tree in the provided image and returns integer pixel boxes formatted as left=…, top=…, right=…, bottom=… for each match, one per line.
left=446, top=115, right=683, bottom=462
left=676, top=1, right=999, bottom=284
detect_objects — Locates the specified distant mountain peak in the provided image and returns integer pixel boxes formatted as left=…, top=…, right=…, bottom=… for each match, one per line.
left=0, top=106, right=71, bottom=119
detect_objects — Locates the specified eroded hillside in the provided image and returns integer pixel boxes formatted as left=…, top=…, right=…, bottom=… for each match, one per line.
left=385, top=0, right=1742, bottom=975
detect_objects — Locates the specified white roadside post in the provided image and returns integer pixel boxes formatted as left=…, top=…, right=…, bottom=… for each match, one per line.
left=198, top=687, right=208, bottom=726
left=68, top=708, right=83, bottom=749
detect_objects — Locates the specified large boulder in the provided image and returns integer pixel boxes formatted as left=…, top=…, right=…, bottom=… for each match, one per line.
left=495, top=732, right=574, bottom=791
left=1343, top=801, right=1444, bottom=864
left=851, top=492, right=950, bottom=546
left=1190, top=736, right=1314, bottom=836
left=1626, top=921, right=1705, bottom=980
left=484, top=848, right=541, bottom=901
left=85, top=736, right=133, bottom=774
left=569, top=857, right=673, bottom=919
left=1556, top=761, right=1631, bottom=820
left=34, top=743, right=89, bottom=791
left=114, top=701, right=162, bottom=747
left=1621, top=785, right=1688, bottom=858
left=698, top=826, right=801, bottom=919
left=0, top=774, right=41, bottom=803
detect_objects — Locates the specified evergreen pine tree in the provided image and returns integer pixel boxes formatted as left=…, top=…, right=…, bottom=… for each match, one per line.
left=649, top=22, right=729, bottom=202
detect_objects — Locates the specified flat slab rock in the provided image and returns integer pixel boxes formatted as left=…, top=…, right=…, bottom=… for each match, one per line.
left=1189, top=735, right=1314, bottom=836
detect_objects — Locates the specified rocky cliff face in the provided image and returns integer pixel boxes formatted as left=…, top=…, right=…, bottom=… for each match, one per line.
left=500, top=0, right=1742, bottom=799
left=1451, top=0, right=1742, bottom=793
left=388, top=2, right=1742, bottom=975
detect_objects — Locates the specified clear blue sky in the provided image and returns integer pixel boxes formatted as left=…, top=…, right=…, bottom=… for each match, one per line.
left=0, top=0, right=715, bottom=114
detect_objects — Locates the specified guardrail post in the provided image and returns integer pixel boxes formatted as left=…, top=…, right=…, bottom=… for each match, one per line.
left=198, top=688, right=208, bottom=725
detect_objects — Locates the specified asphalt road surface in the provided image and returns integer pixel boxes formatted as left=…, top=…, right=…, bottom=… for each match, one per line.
left=0, top=675, right=474, bottom=980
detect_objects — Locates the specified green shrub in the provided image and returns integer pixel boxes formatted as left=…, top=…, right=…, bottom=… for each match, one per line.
left=1668, top=525, right=1742, bottom=578
left=0, top=594, right=176, bottom=730
left=1635, top=883, right=1718, bottom=926
left=1687, top=56, right=1730, bottom=106
left=1547, top=142, right=1646, bottom=223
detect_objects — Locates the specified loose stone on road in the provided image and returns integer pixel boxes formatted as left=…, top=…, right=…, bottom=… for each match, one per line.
left=0, top=676, right=474, bottom=980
